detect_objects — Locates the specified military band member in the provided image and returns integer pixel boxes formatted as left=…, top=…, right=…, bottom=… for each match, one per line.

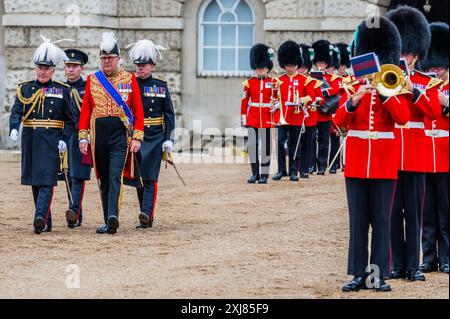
left=126, top=39, right=175, bottom=229
left=311, top=40, right=341, bottom=175
left=272, top=41, right=314, bottom=182
left=337, top=17, right=410, bottom=292
left=78, top=32, right=144, bottom=234
left=64, top=49, right=91, bottom=229
left=419, top=22, right=449, bottom=275
left=387, top=6, right=442, bottom=281
left=241, top=44, right=277, bottom=184
left=9, top=36, right=74, bottom=234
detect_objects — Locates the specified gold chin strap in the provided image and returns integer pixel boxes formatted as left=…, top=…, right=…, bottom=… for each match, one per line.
left=17, top=86, right=46, bottom=121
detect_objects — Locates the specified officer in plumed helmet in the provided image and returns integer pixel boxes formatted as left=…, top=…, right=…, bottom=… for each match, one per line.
left=9, top=35, right=74, bottom=234
left=63, top=48, right=91, bottom=229
left=125, top=39, right=175, bottom=229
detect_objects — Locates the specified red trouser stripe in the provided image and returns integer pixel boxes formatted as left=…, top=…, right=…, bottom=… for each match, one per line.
left=388, top=180, right=398, bottom=274
left=45, top=187, right=55, bottom=225
left=76, top=181, right=86, bottom=222
left=150, top=181, right=158, bottom=223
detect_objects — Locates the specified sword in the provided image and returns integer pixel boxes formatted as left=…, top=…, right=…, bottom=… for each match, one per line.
left=327, top=137, right=346, bottom=172
left=163, top=151, right=186, bottom=186
left=60, top=151, right=74, bottom=205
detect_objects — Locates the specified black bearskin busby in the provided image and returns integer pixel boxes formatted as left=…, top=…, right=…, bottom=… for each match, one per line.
left=420, top=22, right=449, bottom=70
left=250, top=43, right=274, bottom=71
left=278, top=40, right=303, bottom=69
left=386, top=6, right=431, bottom=61
left=355, top=16, right=402, bottom=65
left=312, top=40, right=333, bottom=66
left=331, top=45, right=341, bottom=70
left=335, top=42, right=351, bottom=68
left=299, top=44, right=313, bottom=70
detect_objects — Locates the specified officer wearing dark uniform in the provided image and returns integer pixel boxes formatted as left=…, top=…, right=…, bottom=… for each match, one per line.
left=126, top=40, right=175, bottom=229
left=9, top=36, right=74, bottom=234
left=64, top=49, right=91, bottom=228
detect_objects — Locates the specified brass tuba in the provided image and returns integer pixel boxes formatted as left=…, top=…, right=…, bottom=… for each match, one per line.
left=372, top=64, right=406, bottom=97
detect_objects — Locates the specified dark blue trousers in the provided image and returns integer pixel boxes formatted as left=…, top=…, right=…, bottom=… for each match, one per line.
left=248, top=127, right=271, bottom=178
left=316, top=121, right=331, bottom=171
left=346, top=178, right=396, bottom=278
left=32, top=186, right=54, bottom=228
left=137, top=180, right=158, bottom=223
left=67, top=178, right=85, bottom=224
left=422, top=173, right=449, bottom=266
left=391, top=171, right=426, bottom=272
left=276, top=125, right=301, bottom=176
left=300, top=126, right=315, bottom=175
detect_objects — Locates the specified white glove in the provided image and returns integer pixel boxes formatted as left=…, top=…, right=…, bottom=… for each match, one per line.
left=162, top=140, right=174, bottom=153
left=58, top=140, right=67, bottom=153
left=87, top=134, right=91, bottom=144
left=9, top=129, right=19, bottom=142
left=241, top=115, right=247, bottom=127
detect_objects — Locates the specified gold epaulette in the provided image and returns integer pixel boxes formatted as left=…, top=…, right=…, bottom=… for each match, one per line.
left=305, top=77, right=314, bottom=86
left=18, top=80, right=33, bottom=86
left=55, top=81, right=70, bottom=88
left=242, top=80, right=249, bottom=88
left=427, top=77, right=444, bottom=90
left=330, top=74, right=342, bottom=82
left=314, top=80, right=323, bottom=89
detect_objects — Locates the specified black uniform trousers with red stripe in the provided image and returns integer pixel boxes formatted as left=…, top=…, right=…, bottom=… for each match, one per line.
left=422, top=173, right=449, bottom=266
left=276, top=125, right=301, bottom=176
left=248, top=127, right=271, bottom=179
left=32, top=186, right=54, bottom=229
left=346, top=178, right=397, bottom=278
left=391, top=171, right=426, bottom=272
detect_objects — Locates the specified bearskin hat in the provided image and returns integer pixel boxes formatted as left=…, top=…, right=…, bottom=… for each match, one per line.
left=250, top=43, right=274, bottom=70
left=299, top=44, right=313, bottom=70
left=312, top=40, right=333, bottom=66
left=278, top=40, right=303, bottom=69
left=331, top=45, right=341, bottom=69
left=355, top=16, right=402, bottom=65
left=420, top=22, right=449, bottom=70
left=386, top=6, right=431, bottom=61
left=335, top=42, right=351, bottom=68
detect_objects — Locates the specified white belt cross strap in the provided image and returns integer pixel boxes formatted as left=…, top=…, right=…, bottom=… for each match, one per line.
left=395, top=121, right=425, bottom=129
left=249, top=102, right=272, bottom=108
left=425, top=129, right=449, bottom=138
left=347, top=130, right=395, bottom=140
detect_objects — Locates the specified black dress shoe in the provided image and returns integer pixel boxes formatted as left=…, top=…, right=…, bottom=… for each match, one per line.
left=420, top=262, right=438, bottom=273
left=389, top=269, right=406, bottom=279
left=300, top=173, right=309, bottom=179
left=440, top=264, right=449, bottom=274
left=96, top=224, right=109, bottom=234
left=42, top=225, right=52, bottom=233
left=272, top=171, right=286, bottom=181
left=374, top=279, right=391, bottom=292
left=258, top=177, right=268, bottom=184
left=329, top=169, right=337, bottom=174
left=247, top=175, right=259, bottom=184
left=136, top=223, right=149, bottom=229
left=406, top=270, right=425, bottom=281
left=34, top=217, right=45, bottom=235
left=107, top=217, right=119, bottom=234
left=65, top=209, right=78, bottom=223
left=317, top=170, right=325, bottom=176
left=290, top=174, right=299, bottom=182
left=342, top=275, right=368, bottom=292
left=139, top=212, right=150, bottom=226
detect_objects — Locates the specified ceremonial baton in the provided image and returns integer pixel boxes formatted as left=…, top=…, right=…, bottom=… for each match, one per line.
left=164, top=151, right=186, bottom=186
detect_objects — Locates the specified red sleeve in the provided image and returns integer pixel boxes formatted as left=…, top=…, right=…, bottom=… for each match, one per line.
left=130, top=74, right=144, bottom=140
left=414, top=87, right=441, bottom=120
left=305, top=81, right=316, bottom=107
left=241, top=82, right=250, bottom=116
left=78, top=75, right=93, bottom=140
left=382, top=95, right=410, bottom=126
left=334, top=94, right=356, bottom=128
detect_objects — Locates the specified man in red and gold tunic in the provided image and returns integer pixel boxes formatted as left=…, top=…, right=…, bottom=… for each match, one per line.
left=78, top=32, right=144, bottom=234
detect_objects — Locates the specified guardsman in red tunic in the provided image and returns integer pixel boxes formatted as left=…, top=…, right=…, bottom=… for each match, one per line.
left=272, top=41, right=314, bottom=182
left=241, top=44, right=277, bottom=184
left=419, top=22, right=449, bottom=275
left=78, top=32, right=144, bottom=234
left=387, top=7, right=442, bottom=281
left=298, top=44, right=324, bottom=179
left=311, top=40, right=342, bottom=175
left=337, top=17, right=410, bottom=292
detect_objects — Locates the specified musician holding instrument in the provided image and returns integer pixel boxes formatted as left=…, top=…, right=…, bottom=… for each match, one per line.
left=241, top=44, right=277, bottom=184
left=272, top=41, right=315, bottom=182
left=419, top=22, right=449, bottom=275
left=336, top=17, right=410, bottom=292
left=387, top=6, right=443, bottom=282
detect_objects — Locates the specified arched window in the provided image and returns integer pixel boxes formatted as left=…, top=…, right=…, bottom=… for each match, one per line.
left=199, top=0, right=255, bottom=77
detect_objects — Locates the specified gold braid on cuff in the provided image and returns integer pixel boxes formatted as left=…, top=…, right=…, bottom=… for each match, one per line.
left=79, top=129, right=89, bottom=141
left=132, top=130, right=144, bottom=142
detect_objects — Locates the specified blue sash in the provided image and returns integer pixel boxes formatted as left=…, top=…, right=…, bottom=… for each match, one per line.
left=94, top=70, right=134, bottom=126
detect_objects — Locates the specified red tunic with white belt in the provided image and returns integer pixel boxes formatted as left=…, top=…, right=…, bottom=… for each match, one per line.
left=394, top=70, right=443, bottom=173
left=335, top=91, right=411, bottom=179
left=241, top=76, right=277, bottom=129
left=274, top=73, right=315, bottom=126
left=424, top=81, right=449, bottom=173
left=316, top=73, right=341, bottom=123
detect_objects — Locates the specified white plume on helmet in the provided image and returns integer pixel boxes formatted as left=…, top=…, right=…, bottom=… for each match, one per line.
left=100, top=31, right=120, bottom=55
left=126, top=40, right=167, bottom=63
left=33, top=35, right=74, bottom=66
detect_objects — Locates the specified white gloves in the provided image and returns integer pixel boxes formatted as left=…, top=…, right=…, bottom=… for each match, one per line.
left=9, top=129, right=19, bottom=142
left=162, top=140, right=174, bottom=153
left=58, top=140, right=67, bottom=153
left=241, top=115, right=247, bottom=127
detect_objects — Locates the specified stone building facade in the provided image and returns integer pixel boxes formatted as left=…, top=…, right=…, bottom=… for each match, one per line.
left=0, top=0, right=393, bottom=148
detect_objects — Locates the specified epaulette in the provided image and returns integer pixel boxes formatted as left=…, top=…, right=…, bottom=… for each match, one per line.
left=314, top=80, right=324, bottom=89
left=305, top=77, right=314, bottom=86
left=330, top=74, right=342, bottom=82
left=18, top=80, right=33, bottom=86
left=153, top=77, right=168, bottom=85
left=242, top=80, right=249, bottom=88
left=54, top=81, right=71, bottom=88
left=427, top=77, right=444, bottom=90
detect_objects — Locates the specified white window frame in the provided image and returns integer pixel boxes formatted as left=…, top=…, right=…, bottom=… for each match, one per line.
left=198, top=0, right=255, bottom=78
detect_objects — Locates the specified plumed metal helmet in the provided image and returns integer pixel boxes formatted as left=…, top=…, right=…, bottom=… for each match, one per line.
left=355, top=16, right=402, bottom=65
left=335, top=42, right=351, bottom=68
left=311, top=40, right=333, bottom=66
left=299, top=44, right=313, bottom=70
left=386, top=5, right=431, bottom=61
left=278, top=40, right=303, bottom=69
left=250, top=43, right=274, bottom=70
left=420, top=22, right=449, bottom=70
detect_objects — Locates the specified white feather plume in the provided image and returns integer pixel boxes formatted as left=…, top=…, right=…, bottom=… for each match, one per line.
left=100, top=31, right=119, bottom=54
left=126, top=40, right=167, bottom=63
left=33, top=35, right=74, bottom=66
